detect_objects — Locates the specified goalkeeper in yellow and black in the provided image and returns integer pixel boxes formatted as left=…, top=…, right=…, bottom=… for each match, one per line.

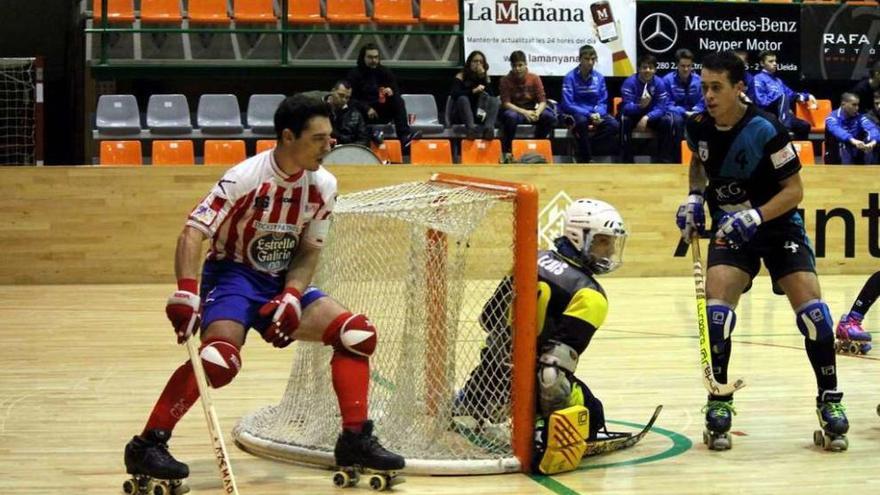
left=452, top=198, right=628, bottom=474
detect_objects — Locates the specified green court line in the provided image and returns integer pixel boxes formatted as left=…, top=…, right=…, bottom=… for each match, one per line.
left=528, top=419, right=692, bottom=495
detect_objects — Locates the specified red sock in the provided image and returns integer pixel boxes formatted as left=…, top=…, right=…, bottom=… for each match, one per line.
left=143, top=360, right=200, bottom=435
left=331, top=351, right=369, bottom=432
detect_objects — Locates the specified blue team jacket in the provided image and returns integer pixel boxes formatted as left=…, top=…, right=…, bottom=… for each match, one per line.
left=754, top=70, right=808, bottom=112
left=620, top=74, right=670, bottom=120
left=825, top=108, right=880, bottom=143
left=559, top=67, right=610, bottom=117
left=661, top=71, right=705, bottom=117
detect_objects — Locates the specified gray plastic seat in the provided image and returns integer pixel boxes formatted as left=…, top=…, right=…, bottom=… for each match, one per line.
left=197, top=94, right=243, bottom=134
left=95, top=94, right=141, bottom=135
left=401, top=94, right=444, bottom=134
left=246, top=94, right=285, bottom=135
left=146, top=94, right=193, bottom=134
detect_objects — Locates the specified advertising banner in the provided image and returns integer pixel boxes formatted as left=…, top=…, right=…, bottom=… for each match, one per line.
left=635, top=1, right=800, bottom=76
left=800, top=3, right=880, bottom=80
left=463, top=0, right=637, bottom=77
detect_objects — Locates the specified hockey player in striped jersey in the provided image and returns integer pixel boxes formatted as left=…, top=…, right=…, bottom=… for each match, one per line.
left=123, top=95, right=403, bottom=494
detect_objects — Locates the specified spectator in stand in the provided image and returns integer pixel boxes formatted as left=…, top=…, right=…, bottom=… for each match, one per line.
left=824, top=92, right=880, bottom=165
left=619, top=54, right=675, bottom=163
left=662, top=48, right=704, bottom=160
left=866, top=91, right=880, bottom=126
left=850, top=61, right=880, bottom=114
left=754, top=50, right=814, bottom=140
left=347, top=43, right=421, bottom=148
left=499, top=50, right=558, bottom=161
left=302, top=81, right=370, bottom=147
left=558, top=44, right=619, bottom=163
left=449, top=50, right=500, bottom=140
left=734, top=50, right=756, bottom=103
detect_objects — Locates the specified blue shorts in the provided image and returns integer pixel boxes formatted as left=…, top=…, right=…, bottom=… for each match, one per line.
left=200, top=260, right=327, bottom=335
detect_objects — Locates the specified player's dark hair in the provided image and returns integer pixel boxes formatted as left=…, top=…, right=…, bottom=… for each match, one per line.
left=509, top=50, right=527, bottom=65
left=701, top=50, right=745, bottom=86
left=579, top=44, right=597, bottom=59
left=464, top=50, right=490, bottom=79
left=637, top=54, right=657, bottom=69
left=357, top=43, right=381, bottom=69
left=674, top=48, right=694, bottom=62
left=332, top=80, right=351, bottom=90
left=758, top=50, right=776, bottom=63
left=274, top=94, right=331, bottom=139
left=841, top=92, right=859, bottom=104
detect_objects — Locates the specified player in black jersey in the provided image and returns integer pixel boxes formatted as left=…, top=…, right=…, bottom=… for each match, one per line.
left=453, top=198, right=628, bottom=473
left=677, top=51, right=849, bottom=451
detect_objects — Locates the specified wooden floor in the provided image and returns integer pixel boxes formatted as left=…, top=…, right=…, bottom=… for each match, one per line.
left=2, top=275, right=880, bottom=494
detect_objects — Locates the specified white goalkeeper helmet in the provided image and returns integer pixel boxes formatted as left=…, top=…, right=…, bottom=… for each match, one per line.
left=562, top=198, right=628, bottom=274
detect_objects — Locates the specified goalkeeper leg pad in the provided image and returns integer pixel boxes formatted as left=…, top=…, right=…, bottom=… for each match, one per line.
left=533, top=405, right=590, bottom=474
left=537, top=341, right=579, bottom=417
left=200, top=338, right=242, bottom=388
left=323, top=312, right=377, bottom=357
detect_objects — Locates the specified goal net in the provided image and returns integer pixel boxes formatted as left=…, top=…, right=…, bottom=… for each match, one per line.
left=234, top=173, right=538, bottom=475
left=0, top=58, right=41, bottom=165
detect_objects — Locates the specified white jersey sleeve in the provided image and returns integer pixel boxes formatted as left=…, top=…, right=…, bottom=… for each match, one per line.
left=301, top=167, right=338, bottom=248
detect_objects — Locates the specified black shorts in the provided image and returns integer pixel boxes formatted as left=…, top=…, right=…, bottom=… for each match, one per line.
left=707, top=220, right=816, bottom=282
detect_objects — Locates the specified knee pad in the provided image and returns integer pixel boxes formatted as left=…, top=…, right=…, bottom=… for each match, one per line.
left=537, top=341, right=579, bottom=417
left=322, top=312, right=377, bottom=357
left=199, top=338, right=242, bottom=388
left=796, top=300, right=834, bottom=342
left=707, top=301, right=737, bottom=353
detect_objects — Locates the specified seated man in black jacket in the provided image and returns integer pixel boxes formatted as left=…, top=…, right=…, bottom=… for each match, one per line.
left=347, top=43, right=421, bottom=147
left=301, top=81, right=370, bottom=147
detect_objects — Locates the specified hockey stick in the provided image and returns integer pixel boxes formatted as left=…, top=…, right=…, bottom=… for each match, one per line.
left=584, top=405, right=662, bottom=457
left=184, top=316, right=240, bottom=495
left=691, top=234, right=746, bottom=396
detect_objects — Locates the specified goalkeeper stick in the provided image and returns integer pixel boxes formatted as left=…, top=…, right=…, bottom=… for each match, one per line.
left=691, top=234, right=746, bottom=396
left=184, top=316, right=241, bottom=495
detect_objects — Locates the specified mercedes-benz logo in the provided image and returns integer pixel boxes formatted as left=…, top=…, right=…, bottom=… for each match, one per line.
left=639, top=13, right=678, bottom=54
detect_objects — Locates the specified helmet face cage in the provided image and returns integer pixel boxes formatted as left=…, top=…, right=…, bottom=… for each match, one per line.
left=562, top=199, right=628, bottom=274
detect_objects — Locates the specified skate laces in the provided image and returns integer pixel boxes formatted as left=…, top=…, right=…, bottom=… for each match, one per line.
left=823, top=401, right=847, bottom=421
left=702, top=400, right=736, bottom=419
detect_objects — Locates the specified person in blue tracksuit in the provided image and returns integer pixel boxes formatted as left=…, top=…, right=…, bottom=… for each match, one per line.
left=662, top=48, right=704, bottom=161
left=619, top=54, right=675, bottom=163
left=753, top=50, right=813, bottom=140
left=824, top=92, right=880, bottom=164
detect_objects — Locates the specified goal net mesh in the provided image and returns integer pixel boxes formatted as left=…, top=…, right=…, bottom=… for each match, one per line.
left=0, top=58, right=36, bottom=165
left=234, top=179, right=522, bottom=474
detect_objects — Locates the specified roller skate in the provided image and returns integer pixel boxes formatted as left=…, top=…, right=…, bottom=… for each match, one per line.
left=813, top=391, right=849, bottom=452
left=122, top=429, right=189, bottom=495
left=835, top=313, right=872, bottom=355
left=331, top=420, right=405, bottom=491
left=702, top=398, right=735, bottom=451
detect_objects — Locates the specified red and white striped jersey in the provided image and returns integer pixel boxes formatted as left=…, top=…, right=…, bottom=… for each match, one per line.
left=186, top=150, right=337, bottom=276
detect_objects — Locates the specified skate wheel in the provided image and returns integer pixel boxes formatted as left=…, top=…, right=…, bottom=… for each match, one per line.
left=702, top=430, right=709, bottom=446
left=813, top=430, right=823, bottom=446
left=828, top=436, right=849, bottom=452
left=333, top=470, right=357, bottom=488
left=834, top=341, right=842, bottom=353
left=849, top=342, right=860, bottom=354
left=368, top=475, right=388, bottom=491
left=122, top=479, right=137, bottom=495
left=169, top=480, right=189, bottom=495
left=150, top=481, right=169, bottom=495
left=876, top=404, right=880, bottom=417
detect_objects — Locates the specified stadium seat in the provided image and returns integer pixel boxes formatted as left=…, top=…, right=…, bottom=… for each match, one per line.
left=197, top=94, right=243, bottom=134
left=99, top=140, right=142, bottom=166
left=792, top=140, right=815, bottom=166
left=140, top=0, right=183, bottom=24
left=680, top=140, right=692, bottom=165
left=152, top=140, right=195, bottom=165
left=204, top=139, right=246, bottom=165
left=187, top=0, right=230, bottom=24
left=401, top=94, right=444, bottom=134
left=419, top=0, right=460, bottom=25
left=146, top=94, right=193, bottom=134
left=512, top=139, right=553, bottom=163
left=410, top=139, right=452, bottom=165
left=371, top=140, right=402, bottom=164
left=233, top=0, right=276, bottom=23
left=256, top=139, right=276, bottom=153
left=460, top=139, right=502, bottom=165
left=325, top=0, right=369, bottom=24
left=92, top=0, right=135, bottom=23
left=796, top=99, right=832, bottom=134
left=287, top=0, right=324, bottom=24
left=96, top=94, right=142, bottom=135
left=246, top=94, right=285, bottom=134
left=372, top=0, right=417, bottom=25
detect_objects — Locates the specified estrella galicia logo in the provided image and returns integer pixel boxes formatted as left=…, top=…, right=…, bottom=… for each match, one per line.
left=639, top=13, right=678, bottom=54
left=248, top=232, right=298, bottom=273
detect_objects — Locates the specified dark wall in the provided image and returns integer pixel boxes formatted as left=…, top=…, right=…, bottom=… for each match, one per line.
left=0, top=0, right=81, bottom=164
